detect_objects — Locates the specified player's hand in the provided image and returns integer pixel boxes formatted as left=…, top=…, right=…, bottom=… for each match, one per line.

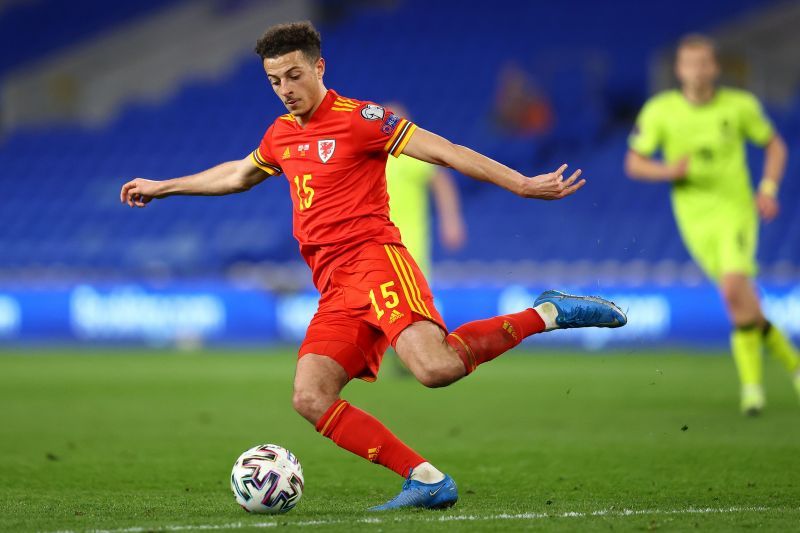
left=518, top=164, right=585, bottom=200
left=666, top=158, right=689, bottom=182
left=756, top=193, right=779, bottom=222
left=120, top=178, right=163, bottom=208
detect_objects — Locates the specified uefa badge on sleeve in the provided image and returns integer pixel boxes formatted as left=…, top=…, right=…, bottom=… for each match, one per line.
left=318, top=139, right=336, bottom=163
left=360, top=104, right=385, bottom=121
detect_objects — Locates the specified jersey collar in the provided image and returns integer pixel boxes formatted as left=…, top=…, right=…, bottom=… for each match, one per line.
left=300, top=89, right=338, bottom=128
left=679, top=87, right=719, bottom=107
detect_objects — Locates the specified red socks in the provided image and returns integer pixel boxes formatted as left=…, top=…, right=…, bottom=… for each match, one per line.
left=446, top=308, right=545, bottom=374
left=314, top=309, right=545, bottom=477
left=315, top=399, right=425, bottom=478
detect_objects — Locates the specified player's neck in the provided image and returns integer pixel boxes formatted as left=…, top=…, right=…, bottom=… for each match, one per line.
left=682, top=85, right=716, bottom=105
left=295, top=85, right=329, bottom=127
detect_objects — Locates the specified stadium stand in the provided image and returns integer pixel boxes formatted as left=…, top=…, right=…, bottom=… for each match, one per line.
left=0, top=0, right=183, bottom=74
left=1, top=0, right=798, bottom=283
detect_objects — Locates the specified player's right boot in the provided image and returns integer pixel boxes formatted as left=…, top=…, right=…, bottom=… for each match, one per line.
left=368, top=473, right=458, bottom=511
left=741, top=384, right=765, bottom=416
left=534, top=290, right=627, bottom=329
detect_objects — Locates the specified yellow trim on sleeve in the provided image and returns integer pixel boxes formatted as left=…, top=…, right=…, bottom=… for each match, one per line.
left=391, top=123, right=417, bottom=157
left=250, top=150, right=281, bottom=175
left=383, top=119, right=409, bottom=152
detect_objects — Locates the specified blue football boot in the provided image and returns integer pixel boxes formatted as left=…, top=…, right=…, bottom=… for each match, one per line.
left=534, top=290, right=627, bottom=329
left=368, top=473, right=458, bottom=511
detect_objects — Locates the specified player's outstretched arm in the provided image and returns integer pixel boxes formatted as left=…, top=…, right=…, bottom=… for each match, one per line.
left=401, top=127, right=585, bottom=200
left=624, top=150, right=687, bottom=183
left=120, top=155, right=269, bottom=208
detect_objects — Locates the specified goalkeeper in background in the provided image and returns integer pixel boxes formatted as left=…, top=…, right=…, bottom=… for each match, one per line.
left=625, top=34, right=799, bottom=415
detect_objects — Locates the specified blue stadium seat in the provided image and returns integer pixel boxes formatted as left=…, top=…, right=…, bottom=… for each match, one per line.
left=0, top=0, right=795, bottom=278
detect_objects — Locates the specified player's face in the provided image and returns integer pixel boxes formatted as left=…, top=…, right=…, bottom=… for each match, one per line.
left=264, top=50, right=325, bottom=117
left=675, top=45, right=719, bottom=92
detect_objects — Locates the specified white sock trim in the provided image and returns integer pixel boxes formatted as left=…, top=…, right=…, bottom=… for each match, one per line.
left=534, top=302, right=559, bottom=331
left=410, top=462, right=445, bottom=484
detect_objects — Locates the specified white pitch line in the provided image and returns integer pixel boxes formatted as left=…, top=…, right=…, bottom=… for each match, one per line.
left=49, top=505, right=790, bottom=533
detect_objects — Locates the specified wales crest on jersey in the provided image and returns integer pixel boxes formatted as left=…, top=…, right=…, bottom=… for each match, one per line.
left=318, top=139, right=336, bottom=163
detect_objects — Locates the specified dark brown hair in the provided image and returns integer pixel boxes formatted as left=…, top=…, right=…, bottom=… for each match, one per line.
left=255, top=21, right=321, bottom=63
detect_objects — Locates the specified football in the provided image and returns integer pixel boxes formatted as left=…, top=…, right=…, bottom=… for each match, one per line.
left=230, top=444, right=304, bottom=514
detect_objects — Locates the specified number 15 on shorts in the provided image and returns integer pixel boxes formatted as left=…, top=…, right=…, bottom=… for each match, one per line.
left=369, top=281, right=399, bottom=320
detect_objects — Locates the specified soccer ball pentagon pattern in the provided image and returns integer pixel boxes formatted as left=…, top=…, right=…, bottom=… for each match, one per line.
left=230, top=444, right=304, bottom=514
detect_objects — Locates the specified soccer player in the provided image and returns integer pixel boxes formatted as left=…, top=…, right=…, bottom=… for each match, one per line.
left=625, top=34, right=799, bottom=415
left=121, top=21, right=626, bottom=510
left=384, top=102, right=466, bottom=278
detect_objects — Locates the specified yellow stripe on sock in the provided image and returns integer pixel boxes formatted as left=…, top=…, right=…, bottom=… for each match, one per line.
left=449, top=332, right=476, bottom=372
left=319, top=401, right=348, bottom=436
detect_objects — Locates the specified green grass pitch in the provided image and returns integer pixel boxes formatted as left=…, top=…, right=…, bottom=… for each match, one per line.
left=1, top=348, right=799, bottom=532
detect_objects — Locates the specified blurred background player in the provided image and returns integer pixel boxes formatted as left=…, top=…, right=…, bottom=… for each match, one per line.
left=385, top=102, right=466, bottom=278
left=625, top=34, right=800, bottom=415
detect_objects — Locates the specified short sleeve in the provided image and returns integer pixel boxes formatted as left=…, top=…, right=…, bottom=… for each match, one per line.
left=250, top=124, right=283, bottom=176
left=351, top=102, right=417, bottom=157
left=739, top=92, right=774, bottom=147
left=628, top=98, right=663, bottom=157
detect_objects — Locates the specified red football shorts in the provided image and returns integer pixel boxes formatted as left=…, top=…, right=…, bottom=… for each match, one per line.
left=299, top=243, right=446, bottom=382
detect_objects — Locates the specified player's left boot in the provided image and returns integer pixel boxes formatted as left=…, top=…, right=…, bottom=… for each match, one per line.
left=534, top=290, right=627, bottom=329
left=368, top=473, right=458, bottom=511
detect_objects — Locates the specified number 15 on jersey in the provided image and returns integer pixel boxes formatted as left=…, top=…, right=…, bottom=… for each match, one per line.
left=294, top=174, right=314, bottom=210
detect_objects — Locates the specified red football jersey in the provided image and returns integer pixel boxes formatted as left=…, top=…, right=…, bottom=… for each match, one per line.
left=251, top=89, right=418, bottom=290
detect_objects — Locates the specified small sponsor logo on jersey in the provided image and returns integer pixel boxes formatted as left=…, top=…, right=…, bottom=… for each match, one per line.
left=282, top=147, right=291, bottom=160
left=381, top=113, right=401, bottom=135
left=318, top=139, right=336, bottom=163
left=298, top=144, right=309, bottom=156
left=361, top=104, right=385, bottom=121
